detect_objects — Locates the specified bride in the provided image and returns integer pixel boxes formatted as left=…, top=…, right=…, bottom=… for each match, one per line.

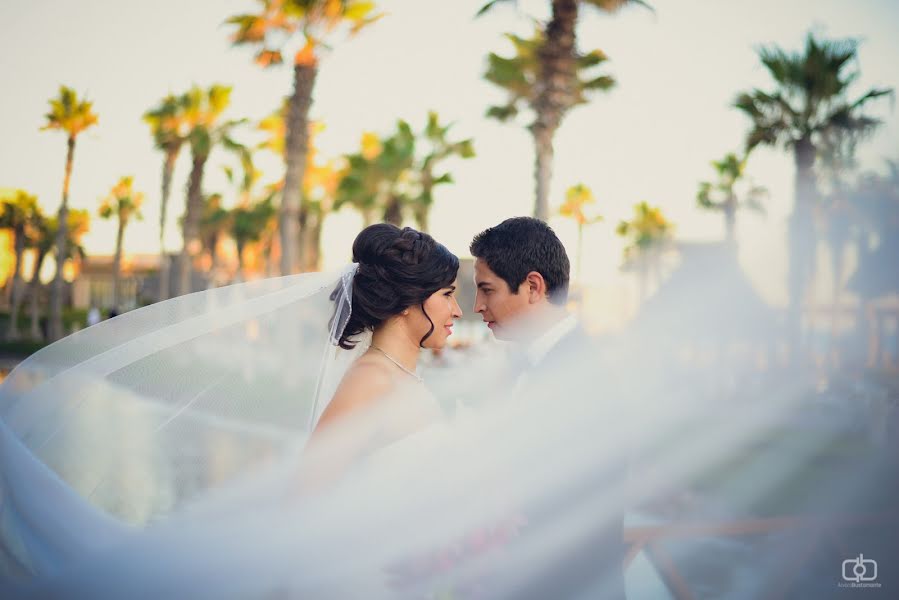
left=0, top=221, right=631, bottom=599
left=0, top=222, right=469, bottom=594
left=303, top=223, right=463, bottom=485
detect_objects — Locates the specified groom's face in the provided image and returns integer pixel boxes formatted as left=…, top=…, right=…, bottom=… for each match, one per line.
left=473, top=258, right=532, bottom=341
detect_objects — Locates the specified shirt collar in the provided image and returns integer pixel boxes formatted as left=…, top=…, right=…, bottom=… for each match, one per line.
left=525, top=314, right=578, bottom=366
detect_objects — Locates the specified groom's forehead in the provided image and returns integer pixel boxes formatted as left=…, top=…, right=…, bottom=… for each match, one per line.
left=473, top=259, right=498, bottom=283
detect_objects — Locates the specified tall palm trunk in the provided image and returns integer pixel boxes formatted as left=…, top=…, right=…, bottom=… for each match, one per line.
left=575, top=223, right=584, bottom=281
left=413, top=204, right=430, bottom=233
left=829, top=229, right=849, bottom=308
left=7, top=226, right=25, bottom=340
left=383, top=196, right=403, bottom=226
left=297, top=205, right=309, bottom=272
left=236, top=240, right=246, bottom=282
left=49, top=136, right=75, bottom=341
left=158, top=150, right=178, bottom=302
left=112, top=218, right=125, bottom=311
left=827, top=204, right=851, bottom=347
left=724, top=195, right=737, bottom=243
left=178, top=154, right=207, bottom=296
left=303, top=213, right=323, bottom=271
left=531, top=125, right=555, bottom=221
left=263, top=231, right=276, bottom=278
left=530, top=0, right=578, bottom=222
left=788, top=136, right=818, bottom=352
left=29, top=249, right=47, bottom=340
left=206, top=231, right=221, bottom=289
left=280, top=63, right=318, bottom=275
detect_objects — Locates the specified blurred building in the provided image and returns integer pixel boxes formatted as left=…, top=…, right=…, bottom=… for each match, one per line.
left=72, top=254, right=161, bottom=310
left=634, top=241, right=780, bottom=347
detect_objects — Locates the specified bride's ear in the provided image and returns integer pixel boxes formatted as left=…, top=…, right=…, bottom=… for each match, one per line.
left=525, top=271, right=548, bottom=303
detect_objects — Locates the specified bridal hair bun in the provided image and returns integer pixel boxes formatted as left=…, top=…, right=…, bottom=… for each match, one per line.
left=334, top=223, right=459, bottom=349
left=353, top=224, right=427, bottom=269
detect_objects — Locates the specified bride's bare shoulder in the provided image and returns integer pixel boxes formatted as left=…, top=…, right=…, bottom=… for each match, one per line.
left=315, top=356, right=395, bottom=426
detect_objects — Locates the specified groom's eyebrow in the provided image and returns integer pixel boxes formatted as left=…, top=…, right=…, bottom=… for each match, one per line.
left=476, top=282, right=491, bottom=290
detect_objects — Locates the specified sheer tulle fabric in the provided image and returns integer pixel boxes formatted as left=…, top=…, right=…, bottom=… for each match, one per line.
left=0, top=266, right=358, bottom=579
left=2, top=264, right=896, bottom=599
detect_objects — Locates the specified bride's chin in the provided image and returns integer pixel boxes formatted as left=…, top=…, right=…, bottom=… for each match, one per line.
left=426, top=339, right=446, bottom=350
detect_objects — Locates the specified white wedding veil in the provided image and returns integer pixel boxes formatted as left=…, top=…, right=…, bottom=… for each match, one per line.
left=0, top=264, right=362, bottom=580
left=2, top=257, right=897, bottom=599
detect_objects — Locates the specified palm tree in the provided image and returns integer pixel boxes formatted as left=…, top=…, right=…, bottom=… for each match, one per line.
left=558, top=183, right=602, bottom=281
left=258, top=186, right=282, bottom=276
left=335, top=131, right=393, bottom=227
left=26, top=213, right=51, bottom=341
left=410, top=112, right=475, bottom=232
left=226, top=0, right=381, bottom=276
left=337, top=122, right=417, bottom=227
left=144, top=93, right=189, bottom=302
left=199, top=193, right=232, bottom=286
left=484, top=28, right=614, bottom=221
left=696, top=153, right=766, bottom=242
left=734, top=33, right=892, bottom=345
left=336, top=114, right=471, bottom=232
left=28, top=210, right=89, bottom=341
left=41, top=86, right=98, bottom=341
left=816, top=131, right=860, bottom=320
left=480, top=0, right=649, bottom=220
left=616, top=201, right=672, bottom=304
left=257, top=101, right=338, bottom=271
left=177, top=84, right=244, bottom=296
left=231, top=197, right=276, bottom=281
left=0, top=190, right=42, bottom=339
left=302, top=156, right=342, bottom=271
left=98, top=176, right=144, bottom=311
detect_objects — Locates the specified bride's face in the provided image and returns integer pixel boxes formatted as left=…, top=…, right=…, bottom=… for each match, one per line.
left=413, top=285, right=463, bottom=348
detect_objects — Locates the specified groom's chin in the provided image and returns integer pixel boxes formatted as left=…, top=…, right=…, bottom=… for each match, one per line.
left=492, top=320, right=534, bottom=342
left=488, top=323, right=513, bottom=342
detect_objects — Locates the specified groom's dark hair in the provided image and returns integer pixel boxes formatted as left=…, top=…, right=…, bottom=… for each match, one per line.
left=470, top=216, right=570, bottom=305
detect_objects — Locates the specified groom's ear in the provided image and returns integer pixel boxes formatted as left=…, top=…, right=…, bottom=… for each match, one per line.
left=524, top=271, right=548, bottom=303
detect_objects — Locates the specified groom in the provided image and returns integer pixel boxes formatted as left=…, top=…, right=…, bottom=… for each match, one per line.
left=470, top=216, right=627, bottom=599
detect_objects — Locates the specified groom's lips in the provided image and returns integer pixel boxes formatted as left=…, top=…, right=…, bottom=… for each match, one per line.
left=486, top=321, right=496, bottom=329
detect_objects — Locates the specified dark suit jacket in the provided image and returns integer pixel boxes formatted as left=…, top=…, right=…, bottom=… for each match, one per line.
left=494, top=323, right=628, bottom=600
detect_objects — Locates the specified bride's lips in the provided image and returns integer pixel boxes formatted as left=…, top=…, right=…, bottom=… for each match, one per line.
left=444, top=324, right=453, bottom=335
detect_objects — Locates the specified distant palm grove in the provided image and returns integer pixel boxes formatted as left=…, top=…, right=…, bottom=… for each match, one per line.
left=1, top=0, right=895, bottom=355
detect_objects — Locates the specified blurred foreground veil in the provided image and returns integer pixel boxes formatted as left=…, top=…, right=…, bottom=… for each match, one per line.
left=0, top=265, right=358, bottom=587
left=2, top=260, right=898, bottom=599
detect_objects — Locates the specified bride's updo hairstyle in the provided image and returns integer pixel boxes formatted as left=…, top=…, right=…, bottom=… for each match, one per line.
left=334, top=223, right=459, bottom=350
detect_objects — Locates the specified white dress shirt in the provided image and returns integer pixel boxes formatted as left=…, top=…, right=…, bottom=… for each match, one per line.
left=525, top=313, right=579, bottom=367
left=512, top=314, right=579, bottom=390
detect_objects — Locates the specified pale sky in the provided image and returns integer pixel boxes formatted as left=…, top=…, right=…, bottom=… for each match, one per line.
left=2, top=0, right=898, bottom=304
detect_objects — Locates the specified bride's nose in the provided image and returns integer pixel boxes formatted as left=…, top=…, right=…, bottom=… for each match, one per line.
left=451, top=297, right=463, bottom=318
